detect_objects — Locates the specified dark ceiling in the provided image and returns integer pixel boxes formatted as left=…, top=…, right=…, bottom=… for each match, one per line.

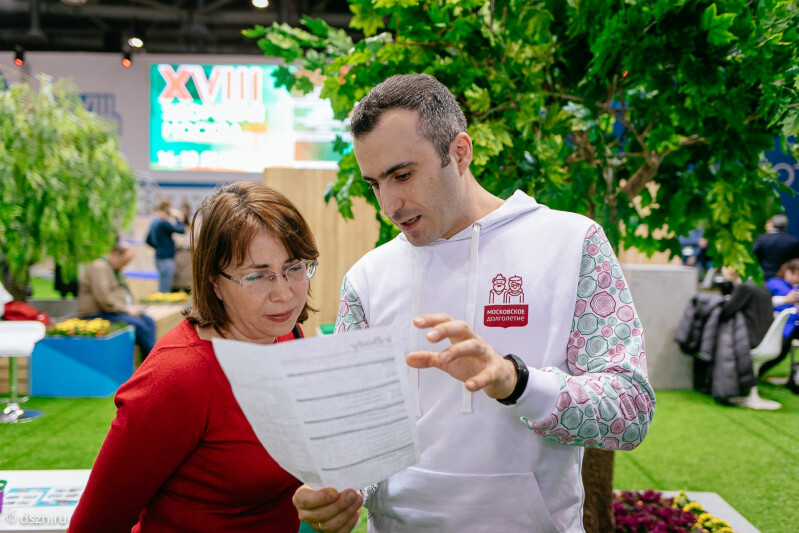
left=0, top=0, right=355, bottom=55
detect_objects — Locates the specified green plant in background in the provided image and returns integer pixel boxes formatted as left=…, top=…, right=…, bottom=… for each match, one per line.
left=245, top=0, right=799, bottom=277
left=0, top=73, right=137, bottom=300
left=246, top=1, right=799, bottom=529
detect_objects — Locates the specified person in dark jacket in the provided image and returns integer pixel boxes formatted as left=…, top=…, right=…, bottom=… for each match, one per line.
left=753, top=214, right=799, bottom=280
left=146, top=199, right=185, bottom=293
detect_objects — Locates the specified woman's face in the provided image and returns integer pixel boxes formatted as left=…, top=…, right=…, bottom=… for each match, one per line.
left=785, top=269, right=799, bottom=286
left=211, top=229, right=310, bottom=344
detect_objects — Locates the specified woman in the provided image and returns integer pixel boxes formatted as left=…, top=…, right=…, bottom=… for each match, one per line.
left=763, top=258, right=799, bottom=380
left=69, top=182, right=319, bottom=532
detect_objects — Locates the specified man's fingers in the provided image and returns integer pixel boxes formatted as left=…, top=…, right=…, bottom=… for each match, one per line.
left=408, top=338, right=488, bottom=369
left=466, top=359, right=516, bottom=398
left=418, top=319, right=475, bottom=345
left=412, top=313, right=452, bottom=329
left=464, top=366, right=495, bottom=392
left=406, top=350, right=441, bottom=369
left=293, top=486, right=338, bottom=510
left=438, top=338, right=486, bottom=363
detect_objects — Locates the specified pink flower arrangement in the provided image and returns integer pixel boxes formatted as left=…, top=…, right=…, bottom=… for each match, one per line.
left=614, top=490, right=725, bottom=532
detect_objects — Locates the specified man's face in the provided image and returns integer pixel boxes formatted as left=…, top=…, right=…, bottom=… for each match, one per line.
left=509, top=280, right=521, bottom=291
left=109, top=248, right=133, bottom=270
left=353, top=109, right=469, bottom=246
left=493, top=280, right=505, bottom=292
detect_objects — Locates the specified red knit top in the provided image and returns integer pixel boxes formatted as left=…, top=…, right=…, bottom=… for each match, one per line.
left=68, top=319, right=301, bottom=532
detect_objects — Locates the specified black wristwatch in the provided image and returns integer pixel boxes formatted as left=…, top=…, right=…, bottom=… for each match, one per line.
left=497, top=354, right=529, bottom=405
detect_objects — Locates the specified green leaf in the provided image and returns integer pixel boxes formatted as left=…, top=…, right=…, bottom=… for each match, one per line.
left=464, top=84, right=491, bottom=113
left=302, top=15, right=330, bottom=38
left=374, top=0, right=419, bottom=8
left=701, top=3, right=738, bottom=46
left=350, top=3, right=385, bottom=37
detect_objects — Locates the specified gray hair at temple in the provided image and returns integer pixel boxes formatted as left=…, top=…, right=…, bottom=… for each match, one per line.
left=350, top=73, right=467, bottom=168
left=772, top=214, right=788, bottom=232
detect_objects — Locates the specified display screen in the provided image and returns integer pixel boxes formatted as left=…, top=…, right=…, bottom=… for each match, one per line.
left=149, top=64, right=347, bottom=172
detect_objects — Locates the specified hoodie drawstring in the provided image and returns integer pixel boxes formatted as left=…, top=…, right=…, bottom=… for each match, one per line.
left=409, top=246, right=424, bottom=418
left=462, top=222, right=482, bottom=414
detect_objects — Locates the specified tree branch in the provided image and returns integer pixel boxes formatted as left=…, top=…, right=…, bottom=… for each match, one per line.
left=471, top=103, right=518, bottom=118
left=540, top=92, right=586, bottom=103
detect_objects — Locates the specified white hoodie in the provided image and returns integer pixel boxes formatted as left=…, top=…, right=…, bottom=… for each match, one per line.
left=336, top=191, right=656, bottom=532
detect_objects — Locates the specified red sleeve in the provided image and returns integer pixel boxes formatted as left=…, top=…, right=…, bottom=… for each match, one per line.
left=68, top=347, right=211, bottom=533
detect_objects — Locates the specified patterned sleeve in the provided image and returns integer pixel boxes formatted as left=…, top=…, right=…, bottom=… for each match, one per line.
left=521, top=224, right=656, bottom=451
left=334, top=275, right=369, bottom=333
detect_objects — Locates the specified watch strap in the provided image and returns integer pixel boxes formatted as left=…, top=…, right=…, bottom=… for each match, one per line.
left=497, top=354, right=529, bottom=405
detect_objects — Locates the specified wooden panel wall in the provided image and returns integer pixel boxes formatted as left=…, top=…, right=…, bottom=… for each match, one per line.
left=262, top=168, right=381, bottom=336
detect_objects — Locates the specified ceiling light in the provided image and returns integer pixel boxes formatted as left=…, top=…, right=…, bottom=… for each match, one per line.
left=128, top=37, right=144, bottom=48
left=252, top=0, right=269, bottom=8
left=60, top=0, right=88, bottom=5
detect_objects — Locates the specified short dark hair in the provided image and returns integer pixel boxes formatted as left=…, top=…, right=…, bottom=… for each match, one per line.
left=184, top=182, right=319, bottom=329
left=772, top=214, right=788, bottom=232
left=110, top=242, right=129, bottom=255
left=155, top=198, right=172, bottom=212
left=776, top=258, right=799, bottom=279
left=350, top=73, right=467, bottom=167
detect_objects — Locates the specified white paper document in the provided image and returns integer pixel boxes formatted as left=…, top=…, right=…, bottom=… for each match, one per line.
left=213, top=326, right=420, bottom=491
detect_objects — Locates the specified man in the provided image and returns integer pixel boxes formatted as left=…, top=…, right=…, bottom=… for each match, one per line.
left=488, top=273, right=506, bottom=303
left=77, top=243, right=156, bottom=358
left=753, top=214, right=799, bottom=280
left=294, top=74, right=656, bottom=532
left=146, top=199, right=186, bottom=293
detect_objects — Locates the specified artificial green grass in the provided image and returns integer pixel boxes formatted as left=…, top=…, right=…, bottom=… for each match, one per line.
left=2, top=361, right=796, bottom=532
left=29, top=276, right=70, bottom=301
left=0, top=397, right=116, bottom=470
left=614, top=357, right=798, bottom=533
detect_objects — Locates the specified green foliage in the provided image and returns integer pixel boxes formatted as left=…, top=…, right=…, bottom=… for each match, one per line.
left=247, top=0, right=799, bottom=278
left=0, top=74, right=137, bottom=294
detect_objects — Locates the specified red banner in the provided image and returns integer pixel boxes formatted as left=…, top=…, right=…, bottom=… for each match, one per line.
left=484, top=305, right=528, bottom=328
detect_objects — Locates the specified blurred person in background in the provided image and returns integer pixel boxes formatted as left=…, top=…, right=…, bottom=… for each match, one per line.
left=77, top=242, right=156, bottom=358
left=69, top=182, right=320, bottom=532
left=146, top=198, right=185, bottom=293
left=763, top=258, right=799, bottom=392
left=753, top=214, right=799, bottom=280
left=171, top=201, right=194, bottom=293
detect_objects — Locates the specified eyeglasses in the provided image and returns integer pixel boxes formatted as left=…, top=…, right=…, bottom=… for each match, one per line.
left=219, top=259, right=318, bottom=294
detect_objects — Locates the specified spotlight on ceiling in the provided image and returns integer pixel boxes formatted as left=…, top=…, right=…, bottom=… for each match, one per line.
left=121, top=52, right=132, bottom=69
left=14, top=46, right=24, bottom=67
left=252, top=0, right=269, bottom=8
left=128, top=37, right=144, bottom=48
left=60, top=0, right=88, bottom=5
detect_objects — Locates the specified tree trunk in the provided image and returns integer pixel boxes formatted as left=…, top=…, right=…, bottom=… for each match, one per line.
left=581, top=448, right=615, bottom=533
left=2, top=270, right=29, bottom=302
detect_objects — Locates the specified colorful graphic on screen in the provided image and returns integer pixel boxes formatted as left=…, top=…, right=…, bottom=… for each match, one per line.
left=150, top=64, right=348, bottom=172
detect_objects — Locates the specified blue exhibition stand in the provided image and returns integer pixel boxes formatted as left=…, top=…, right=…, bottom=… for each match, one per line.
left=30, top=326, right=135, bottom=397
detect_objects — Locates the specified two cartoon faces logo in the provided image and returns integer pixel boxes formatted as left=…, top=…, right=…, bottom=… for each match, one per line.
left=485, top=273, right=527, bottom=327
left=489, top=274, right=524, bottom=304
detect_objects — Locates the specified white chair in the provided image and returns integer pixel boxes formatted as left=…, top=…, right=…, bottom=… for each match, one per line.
left=0, top=320, right=46, bottom=423
left=729, top=308, right=793, bottom=410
